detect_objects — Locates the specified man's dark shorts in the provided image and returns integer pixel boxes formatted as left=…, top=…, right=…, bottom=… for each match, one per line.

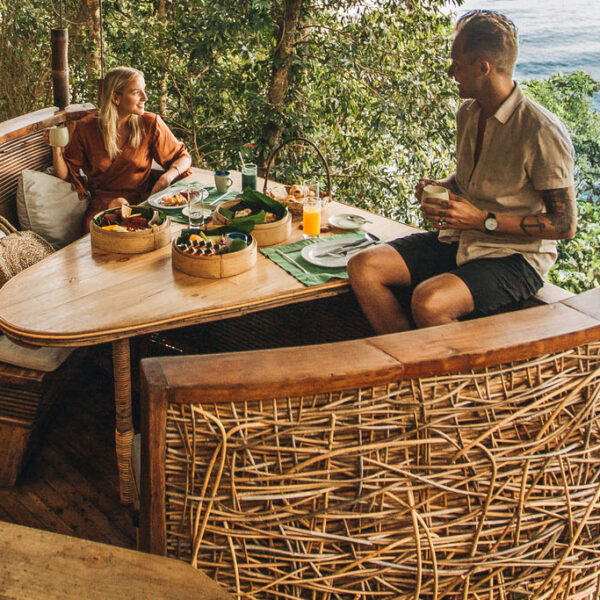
left=388, top=232, right=544, bottom=317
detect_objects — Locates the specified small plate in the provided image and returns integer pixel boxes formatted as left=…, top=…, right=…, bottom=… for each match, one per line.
left=329, top=214, right=364, bottom=230
left=182, top=203, right=213, bottom=220
left=147, top=187, right=209, bottom=211
left=301, top=240, right=354, bottom=268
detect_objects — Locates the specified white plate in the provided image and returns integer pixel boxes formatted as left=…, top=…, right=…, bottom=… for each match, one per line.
left=328, top=214, right=364, bottom=230
left=182, top=204, right=213, bottom=219
left=147, top=188, right=209, bottom=211
left=301, top=240, right=356, bottom=268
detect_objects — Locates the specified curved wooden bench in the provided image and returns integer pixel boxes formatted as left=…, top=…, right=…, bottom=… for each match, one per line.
left=139, top=287, right=600, bottom=599
left=0, top=105, right=93, bottom=485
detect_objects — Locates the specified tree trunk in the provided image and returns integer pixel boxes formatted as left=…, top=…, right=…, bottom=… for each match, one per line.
left=84, top=0, right=102, bottom=103
left=260, top=0, right=303, bottom=166
left=157, top=0, right=169, bottom=117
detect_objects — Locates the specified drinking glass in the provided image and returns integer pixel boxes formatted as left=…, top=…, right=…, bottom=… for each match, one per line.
left=185, top=187, right=208, bottom=228
left=302, top=180, right=321, bottom=238
left=241, top=163, right=258, bottom=191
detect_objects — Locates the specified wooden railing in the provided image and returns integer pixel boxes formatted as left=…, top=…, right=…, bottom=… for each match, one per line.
left=139, top=287, right=600, bottom=599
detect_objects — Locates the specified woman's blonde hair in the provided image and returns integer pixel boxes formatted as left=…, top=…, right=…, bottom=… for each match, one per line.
left=98, top=66, right=145, bottom=159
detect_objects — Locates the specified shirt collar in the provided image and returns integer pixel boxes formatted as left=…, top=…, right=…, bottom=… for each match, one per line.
left=465, top=83, right=524, bottom=124
left=492, top=83, right=523, bottom=124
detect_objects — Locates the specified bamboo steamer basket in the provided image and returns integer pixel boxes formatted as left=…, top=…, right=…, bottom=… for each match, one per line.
left=213, top=200, right=291, bottom=247
left=172, top=235, right=257, bottom=279
left=90, top=207, right=171, bottom=254
left=262, top=136, right=332, bottom=216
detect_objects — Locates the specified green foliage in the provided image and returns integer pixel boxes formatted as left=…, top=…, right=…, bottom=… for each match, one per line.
left=2, top=1, right=597, bottom=294
left=522, top=72, right=600, bottom=293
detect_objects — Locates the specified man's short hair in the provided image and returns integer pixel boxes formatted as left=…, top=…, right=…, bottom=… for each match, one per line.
left=455, top=10, right=518, bottom=76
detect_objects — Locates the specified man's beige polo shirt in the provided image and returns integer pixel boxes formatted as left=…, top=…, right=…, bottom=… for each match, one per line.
left=441, top=84, right=575, bottom=278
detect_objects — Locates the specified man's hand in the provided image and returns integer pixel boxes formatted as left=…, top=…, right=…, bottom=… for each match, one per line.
left=421, top=191, right=486, bottom=231
left=415, top=178, right=437, bottom=202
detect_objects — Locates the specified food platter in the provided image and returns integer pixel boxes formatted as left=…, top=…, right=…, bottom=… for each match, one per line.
left=147, top=187, right=209, bottom=211
left=90, top=205, right=171, bottom=254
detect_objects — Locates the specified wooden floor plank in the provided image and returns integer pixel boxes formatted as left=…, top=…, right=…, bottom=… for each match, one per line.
left=0, top=347, right=136, bottom=548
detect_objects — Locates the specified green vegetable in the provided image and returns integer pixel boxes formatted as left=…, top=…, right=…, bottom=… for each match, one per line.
left=177, top=223, right=254, bottom=245
left=219, top=189, right=287, bottom=224
left=228, top=239, right=247, bottom=253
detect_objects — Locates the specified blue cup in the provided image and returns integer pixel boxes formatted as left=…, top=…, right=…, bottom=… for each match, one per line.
left=226, top=232, right=249, bottom=244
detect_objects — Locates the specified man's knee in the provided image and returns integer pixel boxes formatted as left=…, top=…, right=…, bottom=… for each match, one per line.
left=411, top=284, right=443, bottom=327
left=347, top=250, right=377, bottom=283
left=347, top=246, right=410, bottom=288
left=411, top=276, right=474, bottom=328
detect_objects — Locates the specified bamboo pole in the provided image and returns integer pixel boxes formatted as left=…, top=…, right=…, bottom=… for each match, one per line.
left=51, top=28, right=70, bottom=110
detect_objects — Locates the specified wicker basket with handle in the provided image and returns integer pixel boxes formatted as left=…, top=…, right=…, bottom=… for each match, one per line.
left=0, top=216, right=54, bottom=287
left=262, top=137, right=332, bottom=215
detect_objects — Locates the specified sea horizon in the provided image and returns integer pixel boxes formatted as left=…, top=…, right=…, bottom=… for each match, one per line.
left=448, top=0, right=600, bottom=109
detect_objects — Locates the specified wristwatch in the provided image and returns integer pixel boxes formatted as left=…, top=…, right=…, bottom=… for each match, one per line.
left=484, top=212, right=498, bottom=234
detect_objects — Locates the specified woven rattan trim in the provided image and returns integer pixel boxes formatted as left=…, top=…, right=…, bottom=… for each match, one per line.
left=162, top=342, right=600, bottom=599
left=0, top=130, right=51, bottom=221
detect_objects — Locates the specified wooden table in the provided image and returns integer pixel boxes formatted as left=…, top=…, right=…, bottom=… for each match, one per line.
left=0, top=520, right=230, bottom=599
left=0, top=168, right=417, bottom=504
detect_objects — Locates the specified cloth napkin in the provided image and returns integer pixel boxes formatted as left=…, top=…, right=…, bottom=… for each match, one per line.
left=143, top=181, right=240, bottom=224
left=261, top=232, right=367, bottom=286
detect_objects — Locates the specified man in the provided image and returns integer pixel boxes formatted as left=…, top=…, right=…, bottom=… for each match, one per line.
left=347, top=10, right=576, bottom=334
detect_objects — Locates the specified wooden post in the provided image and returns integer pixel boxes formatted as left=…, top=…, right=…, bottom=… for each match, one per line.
left=51, top=28, right=70, bottom=110
left=97, top=78, right=104, bottom=107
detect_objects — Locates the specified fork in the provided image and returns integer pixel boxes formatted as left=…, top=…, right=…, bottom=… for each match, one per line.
left=320, top=240, right=378, bottom=258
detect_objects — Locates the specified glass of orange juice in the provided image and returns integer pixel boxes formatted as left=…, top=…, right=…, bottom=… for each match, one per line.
left=302, top=180, right=321, bottom=238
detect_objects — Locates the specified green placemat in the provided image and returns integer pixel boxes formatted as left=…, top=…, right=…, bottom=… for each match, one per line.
left=261, top=232, right=367, bottom=286
left=143, top=181, right=240, bottom=224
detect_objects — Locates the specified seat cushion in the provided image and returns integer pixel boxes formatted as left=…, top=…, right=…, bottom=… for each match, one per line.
left=17, top=170, right=89, bottom=249
left=0, top=335, right=74, bottom=371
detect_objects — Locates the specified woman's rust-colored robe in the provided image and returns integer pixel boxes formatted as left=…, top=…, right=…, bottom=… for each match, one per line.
left=63, top=111, right=192, bottom=219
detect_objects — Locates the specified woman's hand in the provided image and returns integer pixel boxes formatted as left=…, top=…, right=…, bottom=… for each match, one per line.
left=149, top=172, right=174, bottom=196
left=421, top=191, right=486, bottom=231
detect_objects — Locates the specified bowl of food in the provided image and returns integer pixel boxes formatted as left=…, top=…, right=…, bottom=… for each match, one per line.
left=172, top=228, right=257, bottom=279
left=212, top=189, right=291, bottom=246
left=90, top=205, right=171, bottom=254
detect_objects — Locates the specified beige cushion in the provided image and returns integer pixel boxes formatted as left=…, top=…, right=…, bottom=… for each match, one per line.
left=0, top=335, right=74, bottom=371
left=17, top=170, right=88, bottom=249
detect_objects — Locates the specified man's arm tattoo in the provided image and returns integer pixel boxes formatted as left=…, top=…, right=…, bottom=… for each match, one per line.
left=519, top=188, right=575, bottom=237
left=520, top=216, right=546, bottom=235
left=542, top=187, right=575, bottom=234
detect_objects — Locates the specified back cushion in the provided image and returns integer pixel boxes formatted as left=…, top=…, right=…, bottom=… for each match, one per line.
left=17, top=170, right=89, bottom=249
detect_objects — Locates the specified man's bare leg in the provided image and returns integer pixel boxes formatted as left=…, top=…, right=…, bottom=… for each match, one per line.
left=347, top=245, right=413, bottom=334
left=411, top=273, right=475, bottom=328
left=348, top=246, right=476, bottom=334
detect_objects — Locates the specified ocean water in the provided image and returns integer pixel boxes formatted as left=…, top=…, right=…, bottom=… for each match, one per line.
left=450, top=0, right=600, bottom=109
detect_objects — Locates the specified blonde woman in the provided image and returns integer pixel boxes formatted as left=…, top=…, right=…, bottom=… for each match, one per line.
left=52, top=66, right=192, bottom=229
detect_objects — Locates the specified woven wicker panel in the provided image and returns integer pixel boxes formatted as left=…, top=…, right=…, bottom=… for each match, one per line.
left=0, top=130, right=51, bottom=224
left=164, top=342, right=600, bottom=599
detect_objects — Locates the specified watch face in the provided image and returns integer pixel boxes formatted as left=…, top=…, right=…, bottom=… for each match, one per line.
left=485, top=215, right=498, bottom=232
